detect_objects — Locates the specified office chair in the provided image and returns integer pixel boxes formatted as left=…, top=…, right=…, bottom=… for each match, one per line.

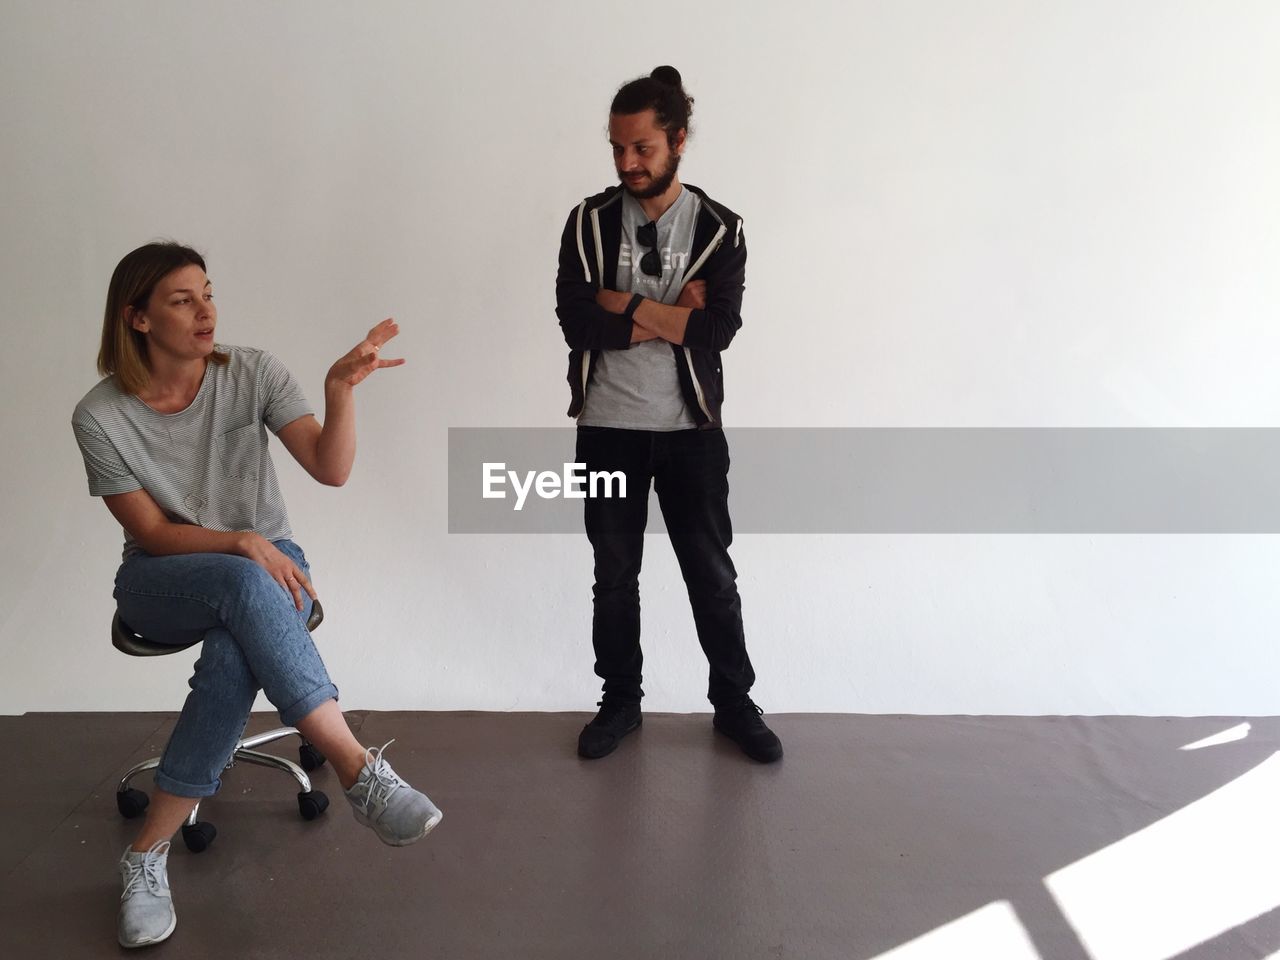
left=111, top=601, right=331, bottom=852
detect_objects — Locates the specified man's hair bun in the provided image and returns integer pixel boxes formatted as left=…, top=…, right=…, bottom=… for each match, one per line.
left=650, top=65, right=683, bottom=89
left=611, top=67, right=695, bottom=146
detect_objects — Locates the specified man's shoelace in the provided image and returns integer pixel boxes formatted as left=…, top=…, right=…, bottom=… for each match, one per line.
left=594, top=701, right=637, bottom=725
left=724, top=698, right=767, bottom=727
left=353, top=739, right=408, bottom=813
left=120, top=840, right=170, bottom=900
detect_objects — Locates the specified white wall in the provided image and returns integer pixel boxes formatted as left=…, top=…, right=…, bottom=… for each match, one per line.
left=2, top=0, right=1278, bottom=715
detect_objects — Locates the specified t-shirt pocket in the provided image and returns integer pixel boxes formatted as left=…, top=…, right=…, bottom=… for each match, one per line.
left=215, top=423, right=262, bottom=481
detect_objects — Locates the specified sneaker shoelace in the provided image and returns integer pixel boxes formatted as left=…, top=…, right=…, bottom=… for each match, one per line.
left=353, top=739, right=408, bottom=814
left=594, top=700, right=635, bottom=725
left=120, top=840, right=170, bottom=901
left=730, top=698, right=767, bottom=729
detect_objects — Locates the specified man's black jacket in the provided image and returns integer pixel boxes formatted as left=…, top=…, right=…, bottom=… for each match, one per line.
left=555, top=183, right=746, bottom=427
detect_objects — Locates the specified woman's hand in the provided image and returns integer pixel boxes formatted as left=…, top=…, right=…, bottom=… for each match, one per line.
left=280, top=318, right=403, bottom=487
left=326, top=318, right=406, bottom=390
left=237, top=533, right=317, bottom=611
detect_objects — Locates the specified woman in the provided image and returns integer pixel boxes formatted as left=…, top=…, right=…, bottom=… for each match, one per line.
left=72, top=242, right=441, bottom=949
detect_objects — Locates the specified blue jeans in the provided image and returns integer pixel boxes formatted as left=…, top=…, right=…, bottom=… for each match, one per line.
left=114, top=540, right=339, bottom=799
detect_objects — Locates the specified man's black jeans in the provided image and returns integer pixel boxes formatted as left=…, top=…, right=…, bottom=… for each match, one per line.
left=575, top=425, right=756, bottom=706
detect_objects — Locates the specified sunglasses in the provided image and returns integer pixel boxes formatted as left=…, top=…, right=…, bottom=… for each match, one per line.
left=636, top=221, right=662, bottom=278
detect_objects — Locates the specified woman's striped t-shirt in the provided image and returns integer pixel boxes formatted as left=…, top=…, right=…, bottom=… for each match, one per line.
left=72, top=345, right=314, bottom=560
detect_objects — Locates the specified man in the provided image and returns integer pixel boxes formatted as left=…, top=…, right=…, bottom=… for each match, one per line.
left=555, top=65, right=782, bottom=763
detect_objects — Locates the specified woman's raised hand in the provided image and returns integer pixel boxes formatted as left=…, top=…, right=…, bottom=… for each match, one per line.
left=326, top=318, right=406, bottom=389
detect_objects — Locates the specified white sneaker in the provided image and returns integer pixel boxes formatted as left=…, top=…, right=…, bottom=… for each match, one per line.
left=118, top=840, right=176, bottom=948
left=344, top=740, right=442, bottom=846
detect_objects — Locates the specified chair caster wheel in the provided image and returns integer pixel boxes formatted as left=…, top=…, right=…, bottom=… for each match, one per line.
left=298, top=790, right=330, bottom=821
left=181, top=821, right=217, bottom=853
left=117, top=788, right=150, bottom=819
left=299, top=743, right=326, bottom=772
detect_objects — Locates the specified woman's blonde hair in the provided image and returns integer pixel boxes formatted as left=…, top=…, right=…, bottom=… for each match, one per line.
left=98, top=242, right=228, bottom=395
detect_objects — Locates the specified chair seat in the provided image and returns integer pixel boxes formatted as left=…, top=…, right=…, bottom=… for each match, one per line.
left=112, top=599, right=325, bottom=656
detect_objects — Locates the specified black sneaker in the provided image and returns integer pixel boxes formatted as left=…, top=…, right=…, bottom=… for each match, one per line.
left=713, top=697, right=783, bottom=763
left=577, top=699, right=642, bottom=759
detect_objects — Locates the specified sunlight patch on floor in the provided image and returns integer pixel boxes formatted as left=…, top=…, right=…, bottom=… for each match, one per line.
left=867, top=900, right=1040, bottom=960
left=1045, top=751, right=1280, bottom=960
left=1180, top=722, right=1251, bottom=751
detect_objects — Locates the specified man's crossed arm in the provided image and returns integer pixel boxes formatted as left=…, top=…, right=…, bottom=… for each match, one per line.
left=594, top=280, right=706, bottom=345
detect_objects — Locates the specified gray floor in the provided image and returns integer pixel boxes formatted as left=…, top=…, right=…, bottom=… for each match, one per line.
left=1, top=712, right=1278, bottom=959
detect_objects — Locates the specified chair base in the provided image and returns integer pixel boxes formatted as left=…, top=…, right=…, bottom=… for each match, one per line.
left=116, top=727, right=329, bottom=851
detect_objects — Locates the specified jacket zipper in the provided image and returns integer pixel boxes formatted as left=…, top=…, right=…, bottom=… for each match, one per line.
left=679, top=223, right=728, bottom=422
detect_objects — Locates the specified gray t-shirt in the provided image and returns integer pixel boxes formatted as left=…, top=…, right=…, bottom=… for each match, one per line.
left=72, top=345, right=314, bottom=560
left=579, top=187, right=702, bottom=431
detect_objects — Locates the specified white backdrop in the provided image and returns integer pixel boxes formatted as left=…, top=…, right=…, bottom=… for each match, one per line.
left=2, top=0, right=1278, bottom=715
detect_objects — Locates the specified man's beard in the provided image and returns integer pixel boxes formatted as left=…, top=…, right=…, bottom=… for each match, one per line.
left=620, top=153, right=680, bottom=199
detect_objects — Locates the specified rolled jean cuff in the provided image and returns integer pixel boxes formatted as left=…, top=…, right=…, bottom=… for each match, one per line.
left=153, top=768, right=222, bottom=799
left=279, top=682, right=340, bottom=727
